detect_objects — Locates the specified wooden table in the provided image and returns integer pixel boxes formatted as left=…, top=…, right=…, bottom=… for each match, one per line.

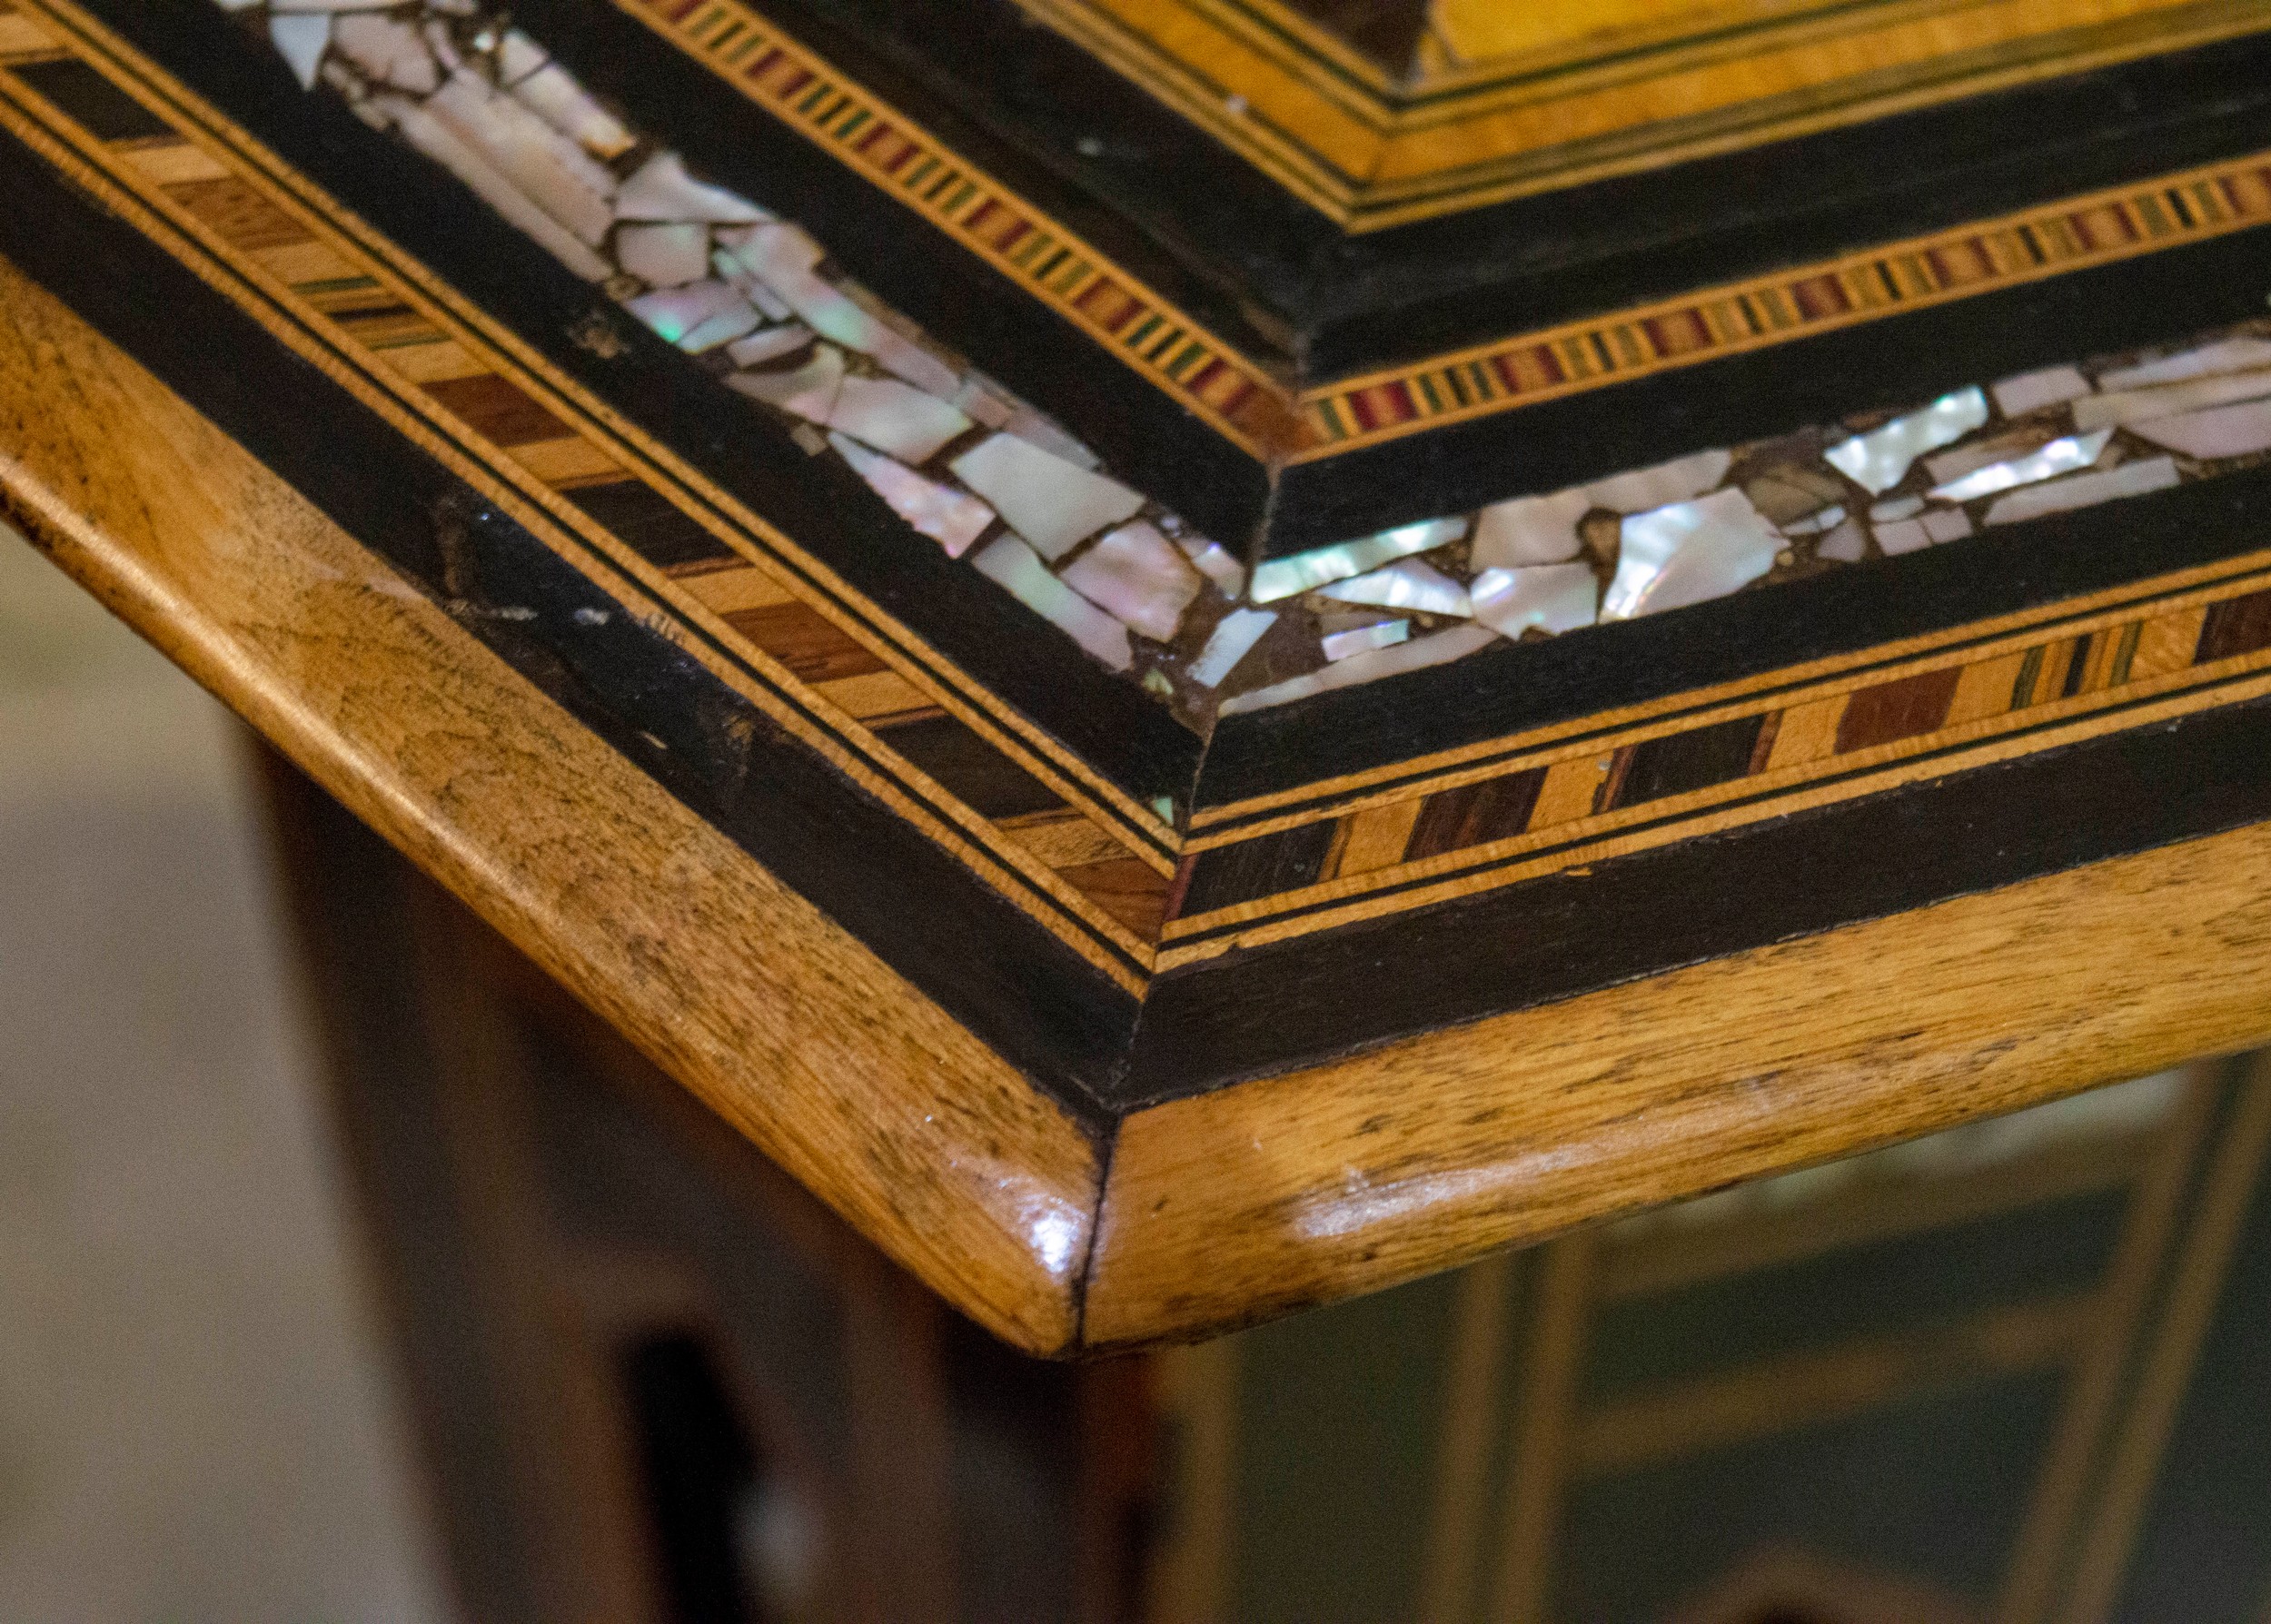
left=8, top=3, right=2271, bottom=1615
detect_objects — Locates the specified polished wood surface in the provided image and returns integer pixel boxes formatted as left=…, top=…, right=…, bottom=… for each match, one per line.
left=18, top=228, right=2271, bottom=1350
left=0, top=253, right=1098, bottom=1353
left=1087, top=827, right=2271, bottom=1343
left=11, top=0, right=2271, bottom=1352
left=18, top=231, right=2271, bottom=1349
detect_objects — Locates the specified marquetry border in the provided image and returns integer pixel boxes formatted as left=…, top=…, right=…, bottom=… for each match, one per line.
left=1018, top=0, right=2271, bottom=229
left=603, top=0, right=2271, bottom=468
left=1293, top=148, right=2271, bottom=457
left=1160, top=558, right=2271, bottom=965
left=23, top=20, right=2271, bottom=1360
left=29, top=0, right=2271, bottom=980
left=0, top=0, right=1181, bottom=988
left=614, top=0, right=1299, bottom=459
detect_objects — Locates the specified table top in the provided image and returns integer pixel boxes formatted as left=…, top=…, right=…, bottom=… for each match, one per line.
left=7, top=0, right=2271, bottom=1352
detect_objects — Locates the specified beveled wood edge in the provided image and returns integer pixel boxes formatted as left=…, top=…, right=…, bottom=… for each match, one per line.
left=0, top=251, right=1099, bottom=1356
left=1081, top=820, right=2271, bottom=1347
left=21, top=208, right=2271, bottom=1357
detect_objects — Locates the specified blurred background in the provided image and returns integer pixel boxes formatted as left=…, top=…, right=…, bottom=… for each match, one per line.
left=0, top=525, right=447, bottom=1621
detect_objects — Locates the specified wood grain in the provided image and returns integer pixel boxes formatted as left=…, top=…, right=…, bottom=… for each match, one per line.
left=16, top=188, right=2271, bottom=1356
left=1010, top=0, right=2266, bottom=227
left=1085, top=823, right=2271, bottom=1346
left=0, top=250, right=1098, bottom=1355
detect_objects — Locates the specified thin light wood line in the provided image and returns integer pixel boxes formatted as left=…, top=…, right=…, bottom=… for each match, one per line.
left=1173, top=636, right=2271, bottom=935
left=1019, top=0, right=2271, bottom=232
left=2058, top=1058, right=2271, bottom=1624
left=605, top=0, right=1289, bottom=457
left=1305, top=127, right=2271, bottom=429
left=1340, top=5, right=2271, bottom=230
left=31, top=0, right=1181, bottom=855
left=1417, top=1249, right=1519, bottom=1624
left=0, top=31, right=1161, bottom=984
left=427, top=0, right=2271, bottom=470
left=1571, top=1292, right=2097, bottom=1479
left=0, top=254, right=1094, bottom=1351
left=1995, top=1067, right=2221, bottom=1624
left=1159, top=655, right=2271, bottom=965
left=1484, top=1235, right=1592, bottom=1624
left=1188, top=550, right=2271, bottom=831
left=1086, top=824, right=2271, bottom=1346
left=1145, top=1340, right=1240, bottom=1624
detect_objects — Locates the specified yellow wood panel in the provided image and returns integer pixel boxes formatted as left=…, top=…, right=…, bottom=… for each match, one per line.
left=1027, top=0, right=2267, bottom=224
left=1430, top=0, right=1820, bottom=70
left=1374, top=0, right=2244, bottom=186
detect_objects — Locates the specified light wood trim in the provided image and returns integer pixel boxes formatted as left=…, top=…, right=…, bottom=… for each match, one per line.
left=1416, top=1251, right=1517, bottom=1624
left=1996, top=1070, right=2219, bottom=1624
left=1085, top=828, right=2271, bottom=1347
left=17, top=219, right=2271, bottom=1357
left=2059, top=1058, right=2271, bottom=1624
left=1016, top=0, right=2267, bottom=228
left=0, top=253, right=1097, bottom=1356
left=1484, top=1236, right=1591, bottom=1624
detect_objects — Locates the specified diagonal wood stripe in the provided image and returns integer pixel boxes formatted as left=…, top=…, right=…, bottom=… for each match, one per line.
left=35, top=0, right=1181, bottom=857
left=614, top=0, right=1301, bottom=458
left=0, top=17, right=1175, bottom=978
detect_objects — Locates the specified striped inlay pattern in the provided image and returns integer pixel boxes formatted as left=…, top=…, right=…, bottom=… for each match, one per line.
left=1163, top=573, right=2271, bottom=960
left=17, top=0, right=2271, bottom=975
left=1297, top=155, right=2271, bottom=456
left=624, top=0, right=2271, bottom=469
left=619, top=0, right=1298, bottom=456
left=0, top=1, right=1176, bottom=980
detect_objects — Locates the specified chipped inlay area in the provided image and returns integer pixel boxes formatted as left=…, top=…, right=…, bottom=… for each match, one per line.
left=209, top=0, right=2271, bottom=736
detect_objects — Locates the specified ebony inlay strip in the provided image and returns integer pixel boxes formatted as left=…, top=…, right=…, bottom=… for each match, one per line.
left=566, top=482, right=739, bottom=571
left=1610, top=716, right=1768, bottom=811
left=2197, top=586, right=2271, bottom=663
left=500, top=0, right=1278, bottom=547
left=749, top=0, right=2271, bottom=381
left=82, top=0, right=1206, bottom=807
left=1266, top=222, right=2271, bottom=550
left=1201, top=454, right=2271, bottom=812
left=0, top=114, right=1135, bottom=1118
left=1179, top=820, right=1341, bottom=916
left=1838, top=668, right=1965, bottom=756
left=1403, top=771, right=1547, bottom=861
left=1127, top=689, right=2271, bottom=1103
left=8, top=54, right=172, bottom=141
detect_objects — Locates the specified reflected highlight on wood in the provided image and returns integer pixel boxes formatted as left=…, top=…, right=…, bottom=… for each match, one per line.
left=1085, top=832, right=2271, bottom=1344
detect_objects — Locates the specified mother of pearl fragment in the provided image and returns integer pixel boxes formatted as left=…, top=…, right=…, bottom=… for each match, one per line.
left=1471, top=563, right=1598, bottom=635
left=829, top=433, right=996, bottom=557
left=1472, top=488, right=1589, bottom=567
left=1824, top=388, right=1988, bottom=494
left=948, top=433, right=1143, bottom=560
left=971, top=537, right=1134, bottom=670
left=1603, top=489, right=1781, bottom=619
left=1059, top=522, right=1202, bottom=641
